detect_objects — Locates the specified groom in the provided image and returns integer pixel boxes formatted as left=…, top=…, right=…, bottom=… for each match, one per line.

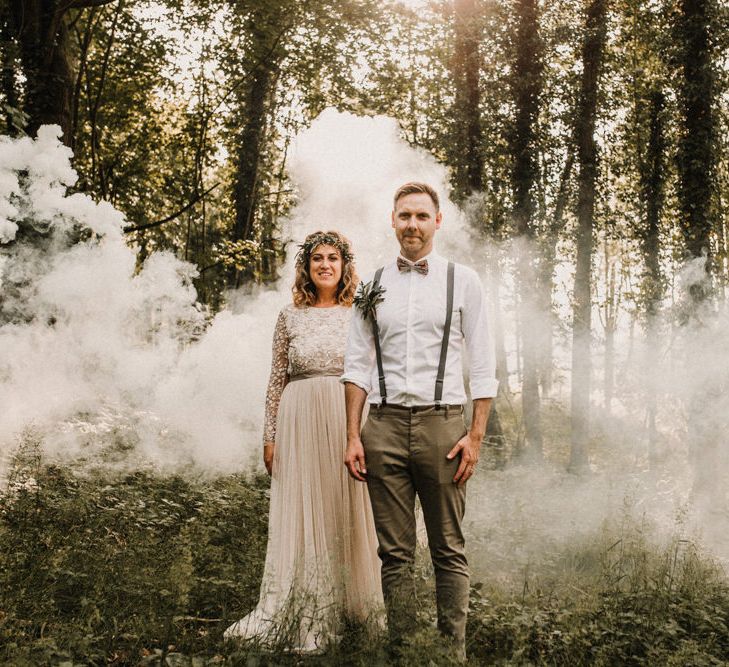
left=342, top=182, right=497, bottom=658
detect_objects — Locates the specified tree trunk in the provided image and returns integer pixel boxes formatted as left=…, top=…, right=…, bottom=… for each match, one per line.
left=484, top=254, right=508, bottom=460
left=451, top=0, right=508, bottom=449
left=675, top=0, right=716, bottom=304
left=715, top=196, right=727, bottom=303
left=569, top=0, right=609, bottom=472
left=1, top=4, right=20, bottom=134
left=228, top=2, right=289, bottom=288
left=452, top=0, right=483, bottom=198
left=602, top=245, right=618, bottom=413
left=538, top=148, right=574, bottom=398
left=233, top=63, right=276, bottom=246
left=604, top=320, right=614, bottom=410
left=489, top=260, right=510, bottom=395
left=639, top=89, right=666, bottom=468
left=510, top=0, right=544, bottom=461
left=535, top=261, right=554, bottom=398
left=87, top=0, right=123, bottom=199
left=673, top=0, right=719, bottom=502
left=7, top=0, right=77, bottom=144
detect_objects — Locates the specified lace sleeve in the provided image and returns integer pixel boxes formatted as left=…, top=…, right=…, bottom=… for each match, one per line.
left=263, top=309, right=289, bottom=443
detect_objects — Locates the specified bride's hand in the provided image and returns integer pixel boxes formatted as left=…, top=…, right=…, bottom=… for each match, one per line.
left=263, top=442, right=275, bottom=476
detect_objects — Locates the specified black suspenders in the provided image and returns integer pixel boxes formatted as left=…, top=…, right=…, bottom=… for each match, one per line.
left=371, top=266, right=387, bottom=405
left=434, top=261, right=455, bottom=408
left=371, top=261, right=455, bottom=408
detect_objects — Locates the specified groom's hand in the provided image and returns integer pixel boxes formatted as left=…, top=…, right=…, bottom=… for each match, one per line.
left=447, top=432, right=481, bottom=485
left=344, top=437, right=367, bottom=482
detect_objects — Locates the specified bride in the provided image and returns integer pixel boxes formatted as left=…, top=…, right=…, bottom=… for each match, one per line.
left=224, top=230, right=382, bottom=651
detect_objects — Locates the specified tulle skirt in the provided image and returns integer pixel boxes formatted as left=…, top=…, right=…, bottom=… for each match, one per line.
left=224, top=376, right=383, bottom=651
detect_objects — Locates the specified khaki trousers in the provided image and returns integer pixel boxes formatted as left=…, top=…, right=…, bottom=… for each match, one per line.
left=361, top=404, right=469, bottom=648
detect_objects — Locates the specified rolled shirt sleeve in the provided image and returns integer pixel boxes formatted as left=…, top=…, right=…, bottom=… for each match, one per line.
left=461, top=268, right=499, bottom=399
left=341, top=303, right=375, bottom=393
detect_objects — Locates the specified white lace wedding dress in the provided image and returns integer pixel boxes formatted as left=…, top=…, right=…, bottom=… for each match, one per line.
left=224, top=304, right=382, bottom=651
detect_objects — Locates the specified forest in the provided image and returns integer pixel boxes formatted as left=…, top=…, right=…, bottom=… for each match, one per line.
left=1, top=0, right=729, bottom=664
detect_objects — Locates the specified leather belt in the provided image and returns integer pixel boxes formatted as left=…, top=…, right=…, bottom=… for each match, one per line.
left=369, top=403, right=463, bottom=414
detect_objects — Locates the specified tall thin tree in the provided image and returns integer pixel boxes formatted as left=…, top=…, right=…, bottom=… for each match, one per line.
left=510, top=0, right=544, bottom=460
left=452, top=0, right=484, bottom=199
left=229, top=1, right=290, bottom=276
left=6, top=0, right=117, bottom=145
left=673, top=0, right=720, bottom=501
left=451, top=0, right=507, bottom=454
left=569, top=0, right=609, bottom=471
left=675, top=0, right=717, bottom=303
left=639, top=89, right=666, bottom=466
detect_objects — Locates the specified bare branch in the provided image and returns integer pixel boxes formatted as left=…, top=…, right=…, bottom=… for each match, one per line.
left=204, top=25, right=291, bottom=121
left=89, top=0, right=124, bottom=197
left=71, top=7, right=101, bottom=146
left=123, top=183, right=220, bottom=234
left=260, top=189, right=293, bottom=198
left=199, top=260, right=226, bottom=274
left=69, top=0, right=118, bottom=8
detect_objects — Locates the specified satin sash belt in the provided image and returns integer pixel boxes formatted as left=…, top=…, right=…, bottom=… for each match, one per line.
left=288, top=372, right=342, bottom=382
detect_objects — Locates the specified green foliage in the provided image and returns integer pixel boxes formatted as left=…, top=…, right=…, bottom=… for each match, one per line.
left=216, top=239, right=270, bottom=274
left=0, top=431, right=268, bottom=664
left=2, top=431, right=729, bottom=665
left=2, top=0, right=727, bottom=313
left=468, top=527, right=729, bottom=665
left=68, top=1, right=231, bottom=303
left=73, top=2, right=179, bottom=210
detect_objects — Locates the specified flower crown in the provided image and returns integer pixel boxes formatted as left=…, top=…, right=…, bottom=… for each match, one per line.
left=295, top=232, right=354, bottom=266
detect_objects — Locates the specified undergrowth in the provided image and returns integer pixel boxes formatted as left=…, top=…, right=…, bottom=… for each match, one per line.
left=1, top=432, right=728, bottom=665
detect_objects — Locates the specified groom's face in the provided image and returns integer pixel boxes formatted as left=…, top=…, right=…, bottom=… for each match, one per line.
left=391, top=192, right=442, bottom=261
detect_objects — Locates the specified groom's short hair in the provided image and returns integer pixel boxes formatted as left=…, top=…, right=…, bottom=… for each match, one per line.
left=393, top=182, right=440, bottom=211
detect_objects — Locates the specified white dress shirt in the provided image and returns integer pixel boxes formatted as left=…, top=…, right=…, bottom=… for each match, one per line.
left=342, top=251, right=498, bottom=405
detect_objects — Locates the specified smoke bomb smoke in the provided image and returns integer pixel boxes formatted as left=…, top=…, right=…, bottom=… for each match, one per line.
left=2, top=113, right=729, bottom=577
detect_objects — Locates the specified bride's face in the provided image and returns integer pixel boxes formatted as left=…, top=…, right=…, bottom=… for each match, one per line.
left=309, top=244, right=343, bottom=294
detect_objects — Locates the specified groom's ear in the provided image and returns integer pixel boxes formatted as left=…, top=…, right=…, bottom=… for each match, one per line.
left=435, top=210, right=443, bottom=230
left=391, top=210, right=396, bottom=228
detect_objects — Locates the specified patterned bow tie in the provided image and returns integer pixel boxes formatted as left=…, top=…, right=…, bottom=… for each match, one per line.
left=397, top=257, right=429, bottom=275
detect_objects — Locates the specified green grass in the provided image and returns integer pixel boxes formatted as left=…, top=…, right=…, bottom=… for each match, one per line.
left=0, top=431, right=268, bottom=665
left=468, top=528, right=729, bottom=665
left=1, top=431, right=729, bottom=665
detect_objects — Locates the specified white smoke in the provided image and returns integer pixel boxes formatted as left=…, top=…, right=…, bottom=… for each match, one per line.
left=2, top=113, right=729, bottom=574
left=287, top=108, right=470, bottom=272
left=0, top=112, right=470, bottom=477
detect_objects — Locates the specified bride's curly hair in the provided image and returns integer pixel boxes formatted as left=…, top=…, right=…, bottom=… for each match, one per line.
left=292, top=230, right=359, bottom=307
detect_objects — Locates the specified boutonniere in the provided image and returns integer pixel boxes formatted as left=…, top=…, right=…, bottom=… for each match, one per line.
left=353, top=280, right=386, bottom=323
